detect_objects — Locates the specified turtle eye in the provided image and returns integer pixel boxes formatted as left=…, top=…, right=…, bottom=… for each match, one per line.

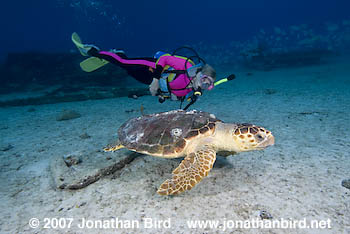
left=256, top=134, right=265, bottom=142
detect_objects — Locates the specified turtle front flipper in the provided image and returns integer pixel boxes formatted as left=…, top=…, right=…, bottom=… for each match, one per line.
left=103, top=141, right=125, bottom=152
left=157, top=145, right=216, bottom=195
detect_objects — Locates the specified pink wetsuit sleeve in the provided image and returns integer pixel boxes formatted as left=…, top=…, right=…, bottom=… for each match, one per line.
left=156, top=55, right=186, bottom=70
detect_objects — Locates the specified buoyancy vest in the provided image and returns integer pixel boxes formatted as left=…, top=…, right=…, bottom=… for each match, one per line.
left=154, top=52, right=201, bottom=98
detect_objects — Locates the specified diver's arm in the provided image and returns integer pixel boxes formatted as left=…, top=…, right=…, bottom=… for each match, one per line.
left=152, top=64, right=164, bottom=79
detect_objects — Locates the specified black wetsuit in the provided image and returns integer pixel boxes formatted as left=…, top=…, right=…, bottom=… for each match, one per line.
left=88, top=48, right=162, bottom=85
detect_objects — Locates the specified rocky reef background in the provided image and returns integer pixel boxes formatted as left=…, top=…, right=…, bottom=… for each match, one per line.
left=196, top=20, right=350, bottom=70
left=0, top=53, right=148, bottom=107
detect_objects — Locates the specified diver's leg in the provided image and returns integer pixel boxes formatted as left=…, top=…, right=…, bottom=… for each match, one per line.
left=88, top=48, right=156, bottom=68
left=88, top=47, right=155, bottom=85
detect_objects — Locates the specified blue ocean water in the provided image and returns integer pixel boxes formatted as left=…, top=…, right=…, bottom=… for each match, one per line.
left=0, top=0, right=350, bottom=98
left=1, top=0, right=350, bottom=59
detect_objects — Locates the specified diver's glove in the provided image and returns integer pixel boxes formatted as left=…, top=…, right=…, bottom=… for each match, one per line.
left=171, top=93, right=178, bottom=101
left=149, top=78, right=159, bottom=96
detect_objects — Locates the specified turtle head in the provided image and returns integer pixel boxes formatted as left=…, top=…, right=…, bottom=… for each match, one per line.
left=232, top=123, right=274, bottom=152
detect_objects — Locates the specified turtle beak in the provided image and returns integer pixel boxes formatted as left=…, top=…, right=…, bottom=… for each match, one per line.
left=258, top=135, right=275, bottom=149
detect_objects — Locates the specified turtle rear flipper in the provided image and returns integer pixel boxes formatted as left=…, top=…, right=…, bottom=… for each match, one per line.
left=157, top=145, right=216, bottom=195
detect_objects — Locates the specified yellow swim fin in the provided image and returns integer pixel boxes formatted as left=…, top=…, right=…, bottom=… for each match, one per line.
left=71, top=32, right=89, bottom=56
left=72, top=32, right=109, bottom=71
left=80, top=57, right=110, bottom=72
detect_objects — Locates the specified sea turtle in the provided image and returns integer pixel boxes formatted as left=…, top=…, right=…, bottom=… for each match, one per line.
left=104, top=110, right=274, bottom=195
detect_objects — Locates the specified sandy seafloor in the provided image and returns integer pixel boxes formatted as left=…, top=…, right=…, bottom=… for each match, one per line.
left=0, top=57, right=349, bottom=234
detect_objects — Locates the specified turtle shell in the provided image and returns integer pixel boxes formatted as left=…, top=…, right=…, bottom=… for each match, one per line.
left=118, top=110, right=221, bottom=157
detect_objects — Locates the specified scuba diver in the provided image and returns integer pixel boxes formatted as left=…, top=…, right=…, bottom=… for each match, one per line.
left=72, top=32, right=235, bottom=110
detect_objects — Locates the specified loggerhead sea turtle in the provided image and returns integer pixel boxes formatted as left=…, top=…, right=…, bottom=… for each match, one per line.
left=104, top=110, right=274, bottom=195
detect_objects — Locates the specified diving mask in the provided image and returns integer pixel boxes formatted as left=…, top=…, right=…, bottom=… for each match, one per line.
left=199, top=75, right=215, bottom=90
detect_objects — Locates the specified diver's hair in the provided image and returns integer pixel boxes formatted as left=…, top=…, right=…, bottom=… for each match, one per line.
left=201, top=64, right=216, bottom=80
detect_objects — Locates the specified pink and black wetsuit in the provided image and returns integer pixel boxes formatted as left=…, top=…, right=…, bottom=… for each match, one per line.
left=156, top=54, right=194, bottom=97
left=88, top=48, right=194, bottom=97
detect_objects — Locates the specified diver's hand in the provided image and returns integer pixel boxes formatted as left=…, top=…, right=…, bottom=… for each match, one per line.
left=149, top=78, right=159, bottom=96
left=171, top=93, right=178, bottom=101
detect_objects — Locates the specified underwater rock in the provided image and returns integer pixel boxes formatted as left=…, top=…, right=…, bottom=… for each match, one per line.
left=264, top=89, right=277, bottom=95
left=341, top=179, right=350, bottom=189
left=242, top=48, right=333, bottom=70
left=0, top=144, right=14, bottom=151
left=79, top=133, right=91, bottom=139
left=63, top=154, right=82, bottom=167
left=326, top=23, right=339, bottom=32
left=56, top=110, right=81, bottom=121
left=0, top=86, right=149, bottom=107
left=130, top=94, right=139, bottom=99
left=125, top=105, right=145, bottom=115
left=0, top=126, right=9, bottom=130
left=0, top=52, right=151, bottom=107
left=260, top=210, right=273, bottom=219
left=0, top=52, right=128, bottom=94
